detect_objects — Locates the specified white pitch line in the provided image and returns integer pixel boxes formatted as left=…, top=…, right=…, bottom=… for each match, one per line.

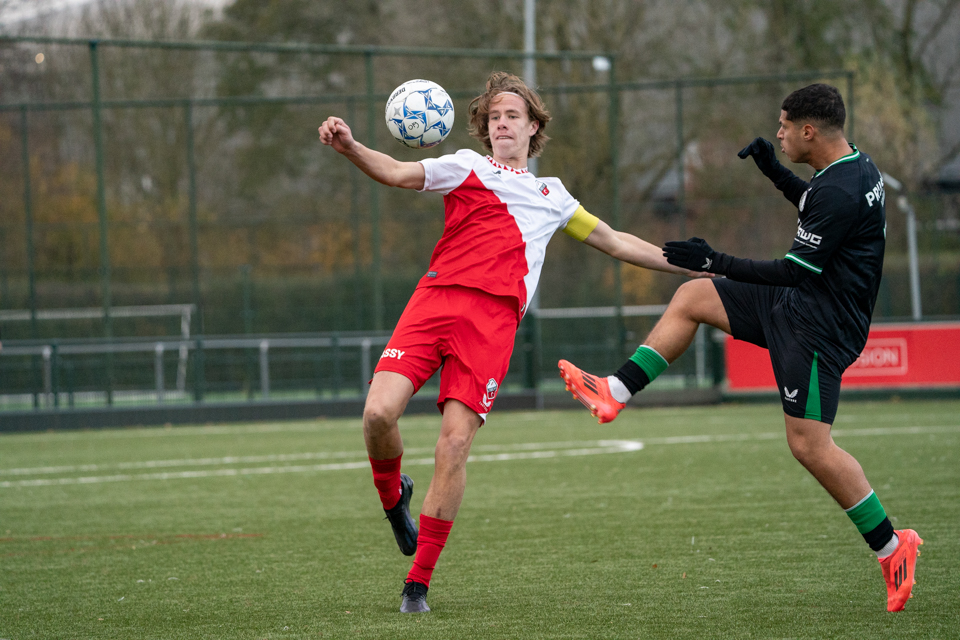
left=0, top=440, right=626, bottom=476
left=0, top=442, right=645, bottom=487
left=1, top=424, right=957, bottom=488
left=0, top=449, right=406, bottom=476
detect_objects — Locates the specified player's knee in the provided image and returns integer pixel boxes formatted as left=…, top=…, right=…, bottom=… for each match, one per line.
left=786, top=429, right=826, bottom=467
left=435, top=430, right=473, bottom=460
left=787, top=436, right=813, bottom=466
left=669, top=280, right=710, bottom=317
left=363, top=397, right=400, bottom=434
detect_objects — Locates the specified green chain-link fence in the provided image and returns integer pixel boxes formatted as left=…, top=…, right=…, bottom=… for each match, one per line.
left=1, top=35, right=953, bottom=415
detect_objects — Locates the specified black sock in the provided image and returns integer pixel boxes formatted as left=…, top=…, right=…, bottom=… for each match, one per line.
left=863, top=517, right=895, bottom=552
left=614, top=360, right=651, bottom=395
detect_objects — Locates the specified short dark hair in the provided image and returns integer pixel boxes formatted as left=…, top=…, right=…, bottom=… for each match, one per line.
left=781, top=83, right=845, bottom=132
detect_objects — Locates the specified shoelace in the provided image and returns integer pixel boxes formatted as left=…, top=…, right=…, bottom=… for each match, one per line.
left=403, top=582, right=427, bottom=598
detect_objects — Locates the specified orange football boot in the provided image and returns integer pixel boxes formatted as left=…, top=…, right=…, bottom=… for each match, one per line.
left=879, top=529, right=923, bottom=612
left=558, top=359, right=625, bottom=424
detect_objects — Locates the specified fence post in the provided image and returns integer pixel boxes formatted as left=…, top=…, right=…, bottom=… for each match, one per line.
left=90, top=40, right=115, bottom=405
left=241, top=264, right=253, bottom=334
left=365, top=52, right=384, bottom=331
left=66, top=359, right=75, bottom=408
left=155, top=342, right=165, bottom=403
left=20, top=106, right=38, bottom=339
left=332, top=333, right=341, bottom=398
left=193, top=337, right=205, bottom=403
left=51, top=342, right=60, bottom=408
left=608, top=55, right=626, bottom=363
left=675, top=80, right=686, bottom=239
left=259, top=339, right=270, bottom=399
left=184, top=100, right=202, bottom=330
left=20, top=106, right=41, bottom=410
left=711, top=329, right=726, bottom=386
left=241, top=265, right=255, bottom=398
left=42, top=345, right=52, bottom=408
left=903, top=196, right=923, bottom=320
left=361, top=338, right=372, bottom=395
left=347, top=99, right=365, bottom=330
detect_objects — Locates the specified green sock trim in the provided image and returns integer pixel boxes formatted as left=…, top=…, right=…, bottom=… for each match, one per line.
left=803, top=351, right=822, bottom=421
left=844, top=490, right=887, bottom=534
left=628, top=345, right=669, bottom=382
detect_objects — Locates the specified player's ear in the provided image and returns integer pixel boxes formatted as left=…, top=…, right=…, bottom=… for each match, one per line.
left=802, top=123, right=816, bottom=141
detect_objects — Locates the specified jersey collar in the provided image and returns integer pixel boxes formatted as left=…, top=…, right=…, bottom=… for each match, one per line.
left=486, top=156, right=529, bottom=175
left=813, top=144, right=860, bottom=178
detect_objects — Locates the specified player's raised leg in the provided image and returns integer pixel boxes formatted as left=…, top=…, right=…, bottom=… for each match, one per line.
left=784, top=415, right=923, bottom=611
left=400, top=399, right=482, bottom=613
left=560, top=279, right=730, bottom=423
left=364, top=371, right=419, bottom=556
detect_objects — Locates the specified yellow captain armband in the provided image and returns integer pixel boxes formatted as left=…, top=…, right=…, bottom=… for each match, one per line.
left=562, top=206, right=600, bottom=242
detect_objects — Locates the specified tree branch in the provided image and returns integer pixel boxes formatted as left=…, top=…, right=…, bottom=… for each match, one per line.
left=915, top=0, right=960, bottom=61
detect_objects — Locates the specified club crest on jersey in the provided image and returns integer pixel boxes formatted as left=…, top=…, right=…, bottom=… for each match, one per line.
left=799, top=189, right=810, bottom=212
left=536, top=180, right=550, bottom=197
left=481, top=378, right=499, bottom=409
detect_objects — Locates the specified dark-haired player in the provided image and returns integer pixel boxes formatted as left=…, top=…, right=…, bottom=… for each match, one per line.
left=559, top=83, right=922, bottom=612
left=319, top=71, right=703, bottom=613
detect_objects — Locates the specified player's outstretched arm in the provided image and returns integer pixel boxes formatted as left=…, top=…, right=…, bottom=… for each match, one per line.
left=582, top=220, right=710, bottom=277
left=318, top=116, right=425, bottom=190
left=663, top=236, right=811, bottom=287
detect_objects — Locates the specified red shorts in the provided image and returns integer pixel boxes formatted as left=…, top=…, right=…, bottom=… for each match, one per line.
left=374, top=285, right=519, bottom=421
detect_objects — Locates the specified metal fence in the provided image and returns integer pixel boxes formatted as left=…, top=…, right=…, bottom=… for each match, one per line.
left=0, top=308, right=718, bottom=415
left=0, top=35, right=955, bottom=414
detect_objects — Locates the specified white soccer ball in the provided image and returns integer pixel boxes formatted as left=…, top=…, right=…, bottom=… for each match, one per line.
left=385, top=79, right=455, bottom=149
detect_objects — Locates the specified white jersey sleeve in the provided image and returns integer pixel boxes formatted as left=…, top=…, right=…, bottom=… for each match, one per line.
left=538, top=177, right=582, bottom=226
left=418, top=149, right=481, bottom=195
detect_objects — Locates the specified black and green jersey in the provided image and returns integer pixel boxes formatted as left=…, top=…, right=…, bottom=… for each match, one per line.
left=774, top=144, right=886, bottom=364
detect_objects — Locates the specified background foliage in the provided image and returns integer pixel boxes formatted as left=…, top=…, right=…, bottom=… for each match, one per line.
left=1, top=0, right=959, bottom=342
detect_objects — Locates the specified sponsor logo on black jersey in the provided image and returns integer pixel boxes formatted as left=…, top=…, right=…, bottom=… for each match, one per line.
left=796, top=223, right=822, bottom=247
left=865, top=177, right=885, bottom=207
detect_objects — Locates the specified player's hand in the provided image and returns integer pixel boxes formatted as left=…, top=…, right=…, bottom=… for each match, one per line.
left=318, top=116, right=356, bottom=154
left=737, top=137, right=778, bottom=175
left=663, top=237, right=718, bottom=273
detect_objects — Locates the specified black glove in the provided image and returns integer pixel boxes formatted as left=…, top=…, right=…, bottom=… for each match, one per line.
left=663, top=237, right=719, bottom=273
left=737, top=137, right=779, bottom=177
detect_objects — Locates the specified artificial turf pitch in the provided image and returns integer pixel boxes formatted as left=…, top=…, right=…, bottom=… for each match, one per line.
left=2, top=399, right=958, bottom=639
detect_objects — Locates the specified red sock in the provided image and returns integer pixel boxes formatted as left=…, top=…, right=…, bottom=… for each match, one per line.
left=369, top=454, right=403, bottom=510
left=406, top=514, right=453, bottom=588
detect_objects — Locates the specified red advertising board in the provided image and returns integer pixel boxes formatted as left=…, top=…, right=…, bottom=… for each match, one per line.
left=725, top=322, right=960, bottom=390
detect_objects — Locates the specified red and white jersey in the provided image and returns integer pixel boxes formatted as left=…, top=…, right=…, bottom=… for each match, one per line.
left=417, top=149, right=582, bottom=318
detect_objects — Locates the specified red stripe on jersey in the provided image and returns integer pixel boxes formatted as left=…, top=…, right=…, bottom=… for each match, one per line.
left=417, top=169, right=528, bottom=314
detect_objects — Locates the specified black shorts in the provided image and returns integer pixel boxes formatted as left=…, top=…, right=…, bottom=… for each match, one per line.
left=713, top=279, right=845, bottom=425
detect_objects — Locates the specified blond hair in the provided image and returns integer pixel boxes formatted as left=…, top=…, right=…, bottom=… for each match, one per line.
left=468, top=71, right=551, bottom=158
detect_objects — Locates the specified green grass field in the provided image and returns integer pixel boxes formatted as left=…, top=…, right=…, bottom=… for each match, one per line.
left=2, top=399, right=959, bottom=639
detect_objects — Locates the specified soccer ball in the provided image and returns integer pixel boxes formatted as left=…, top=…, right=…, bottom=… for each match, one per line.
left=385, top=79, right=455, bottom=149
